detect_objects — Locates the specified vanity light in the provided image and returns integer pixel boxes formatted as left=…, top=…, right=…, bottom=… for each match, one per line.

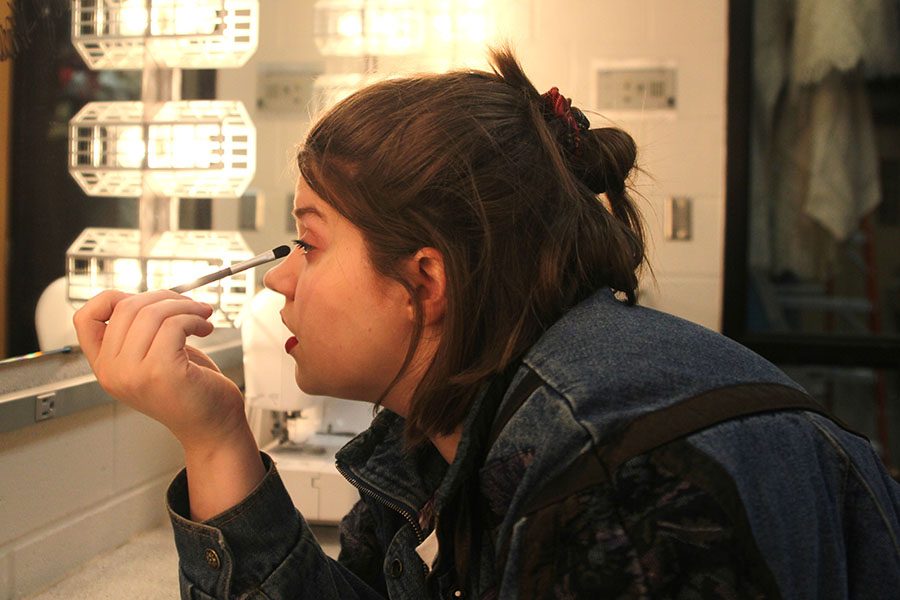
left=68, top=100, right=256, bottom=199
left=430, top=0, right=489, bottom=45
left=60, top=0, right=260, bottom=332
left=66, top=228, right=255, bottom=326
left=66, top=229, right=143, bottom=300
left=313, top=0, right=425, bottom=57
left=72, top=0, right=259, bottom=69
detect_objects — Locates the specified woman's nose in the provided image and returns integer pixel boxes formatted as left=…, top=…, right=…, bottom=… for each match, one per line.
left=263, top=251, right=296, bottom=297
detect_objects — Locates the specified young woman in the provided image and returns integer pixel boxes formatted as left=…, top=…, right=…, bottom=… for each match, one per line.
left=73, top=48, right=900, bottom=599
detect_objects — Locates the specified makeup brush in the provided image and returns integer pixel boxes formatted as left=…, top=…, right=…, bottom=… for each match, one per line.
left=169, top=245, right=291, bottom=294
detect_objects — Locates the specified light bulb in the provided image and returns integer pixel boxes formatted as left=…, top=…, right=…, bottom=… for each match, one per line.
left=118, top=0, right=149, bottom=36
left=151, top=0, right=221, bottom=36
left=115, top=126, right=146, bottom=169
left=147, top=124, right=221, bottom=169
left=113, top=259, right=142, bottom=290
left=336, top=11, right=363, bottom=38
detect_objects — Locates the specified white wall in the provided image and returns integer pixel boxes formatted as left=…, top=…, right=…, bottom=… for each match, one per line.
left=214, top=0, right=323, bottom=255
left=0, top=405, right=183, bottom=599
left=502, top=0, right=729, bottom=330
left=218, top=0, right=729, bottom=331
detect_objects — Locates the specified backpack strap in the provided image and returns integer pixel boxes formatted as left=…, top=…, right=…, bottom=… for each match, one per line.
left=436, top=361, right=539, bottom=592
left=490, top=379, right=867, bottom=570
left=485, top=368, right=544, bottom=450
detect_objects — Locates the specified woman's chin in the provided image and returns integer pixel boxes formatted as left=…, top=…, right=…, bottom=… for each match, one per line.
left=294, top=368, right=326, bottom=398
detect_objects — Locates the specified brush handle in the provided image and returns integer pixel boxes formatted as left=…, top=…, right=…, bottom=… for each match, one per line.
left=169, top=267, right=233, bottom=293
left=169, top=245, right=290, bottom=294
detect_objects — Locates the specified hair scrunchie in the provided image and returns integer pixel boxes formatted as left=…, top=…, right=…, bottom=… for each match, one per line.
left=541, top=86, right=590, bottom=153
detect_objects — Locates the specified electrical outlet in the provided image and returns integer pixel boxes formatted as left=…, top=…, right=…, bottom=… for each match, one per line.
left=593, top=62, right=677, bottom=112
left=35, top=392, right=56, bottom=421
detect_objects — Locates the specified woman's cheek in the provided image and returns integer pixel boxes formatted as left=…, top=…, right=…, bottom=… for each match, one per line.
left=293, top=272, right=334, bottom=326
left=292, top=266, right=319, bottom=302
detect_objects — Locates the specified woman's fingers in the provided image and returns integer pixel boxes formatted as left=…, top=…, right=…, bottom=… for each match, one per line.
left=144, top=313, right=216, bottom=369
left=116, top=299, right=214, bottom=364
left=93, top=314, right=215, bottom=407
left=72, top=289, right=241, bottom=446
left=73, top=290, right=133, bottom=367
left=99, top=290, right=190, bottom=360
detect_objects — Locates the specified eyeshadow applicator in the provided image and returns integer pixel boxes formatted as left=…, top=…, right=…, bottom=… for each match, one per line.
left=169, top=244, right=291, bottom=293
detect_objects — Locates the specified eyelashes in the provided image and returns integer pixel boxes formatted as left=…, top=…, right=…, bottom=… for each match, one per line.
left=291, top=239, right=312, bottom=254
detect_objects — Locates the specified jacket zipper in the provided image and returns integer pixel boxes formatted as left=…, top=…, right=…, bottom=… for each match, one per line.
left=335, top=462, right=426, bottom=544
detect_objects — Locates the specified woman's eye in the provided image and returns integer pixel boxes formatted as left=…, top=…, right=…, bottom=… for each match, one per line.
left=291, top=239, right=313, bottom=254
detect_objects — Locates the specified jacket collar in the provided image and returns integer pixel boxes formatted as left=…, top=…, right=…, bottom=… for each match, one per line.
left=334, top=376, right=501, bottom=518
left=332, top=290, right=617, bottom=515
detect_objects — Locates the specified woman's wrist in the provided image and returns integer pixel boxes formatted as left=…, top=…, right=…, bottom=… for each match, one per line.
left=181, top=420, right=266, bottom=521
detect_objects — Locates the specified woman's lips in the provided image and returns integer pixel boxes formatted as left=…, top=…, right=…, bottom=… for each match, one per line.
left=285, top=336, right=299, bottom=353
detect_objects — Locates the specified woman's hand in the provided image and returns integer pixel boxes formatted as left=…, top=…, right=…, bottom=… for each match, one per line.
left=74, top=289, right=267, bottom=520
left=72, top=289, right=245, bottom=451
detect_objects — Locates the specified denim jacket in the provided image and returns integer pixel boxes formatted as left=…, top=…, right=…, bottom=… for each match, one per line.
left=168, top=289, right=900, bottom=599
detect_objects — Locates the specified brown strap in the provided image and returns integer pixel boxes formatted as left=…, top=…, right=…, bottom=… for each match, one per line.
left=524, top=383, right=861, bottom=517
left=487, top=380, right=865, bottom=570
left=485, top=368, right=543, bottom=450
left=601, top=383, right=847, bottom=474
left=494, top=382, right=864, bottom=569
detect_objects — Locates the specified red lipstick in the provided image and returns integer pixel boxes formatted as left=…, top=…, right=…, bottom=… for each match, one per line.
left=285, top=336, right=299, bottom=353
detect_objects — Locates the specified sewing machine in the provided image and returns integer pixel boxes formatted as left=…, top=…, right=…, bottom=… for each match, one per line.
left=240, top=288, right=372, bottom=523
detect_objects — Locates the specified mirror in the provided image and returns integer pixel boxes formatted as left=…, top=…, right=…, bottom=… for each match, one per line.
left=1, top=0, right=512, bottom=360
left=2, top=1, right=225, bottom=359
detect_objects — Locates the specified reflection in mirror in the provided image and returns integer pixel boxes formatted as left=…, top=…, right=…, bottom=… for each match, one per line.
left=746, top=0, right=900, bottom=339
left=2, top=0, right=498, bottom=360
left=3, top=1, right=216, bottom=359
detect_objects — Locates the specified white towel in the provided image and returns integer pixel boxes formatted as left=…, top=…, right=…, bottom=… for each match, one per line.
left=751, top=0, right=897, bottom=278
left=804, top=72, right=882, bottom=241
left=793, top=0, right=900, bottom=84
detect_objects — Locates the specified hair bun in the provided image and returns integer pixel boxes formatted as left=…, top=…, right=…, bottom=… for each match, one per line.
left=575, top=127, right=637, bottom=195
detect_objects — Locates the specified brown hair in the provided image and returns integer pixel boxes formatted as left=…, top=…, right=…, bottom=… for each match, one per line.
left=298, top=46, right=645, bottom=444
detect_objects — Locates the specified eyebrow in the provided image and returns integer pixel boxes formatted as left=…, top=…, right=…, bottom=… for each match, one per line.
left=292, top=206, right=326, bottom=221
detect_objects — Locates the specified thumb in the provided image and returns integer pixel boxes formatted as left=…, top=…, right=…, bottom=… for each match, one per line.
left=184, top=345, right=223, bottom=373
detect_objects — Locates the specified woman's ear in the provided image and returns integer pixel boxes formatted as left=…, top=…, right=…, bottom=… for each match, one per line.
left=405, top=247, right=447, bottom=326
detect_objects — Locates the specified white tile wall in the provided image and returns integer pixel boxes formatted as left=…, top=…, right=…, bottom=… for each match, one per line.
left=643, top=194, right=725, bottom=279
left=639, top=275, right=724, bottom=332
left=630, top=115, right=727, bottom=198
left=0, top=405, right=182, bottom=599
left=216, top=0, right=729, bottom=330
left=0, top=406, right=116, bottom=544
left=113, top=405, right=184, bottom=491
left=520, top=0, right=728, bottom=329
left=11, top=476, right=171, bottom=597
left=649, top=0, right=727, bottom=46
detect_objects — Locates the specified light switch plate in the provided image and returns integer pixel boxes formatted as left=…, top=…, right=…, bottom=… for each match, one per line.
left=591, top=60, right=677, bottom=113
left=664, top=196, right=692, bottom=241
left=257, top=70, right=319, bottom=112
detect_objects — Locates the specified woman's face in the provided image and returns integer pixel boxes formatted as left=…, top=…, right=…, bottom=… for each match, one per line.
left=263, top=176, right=416, bottom=407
